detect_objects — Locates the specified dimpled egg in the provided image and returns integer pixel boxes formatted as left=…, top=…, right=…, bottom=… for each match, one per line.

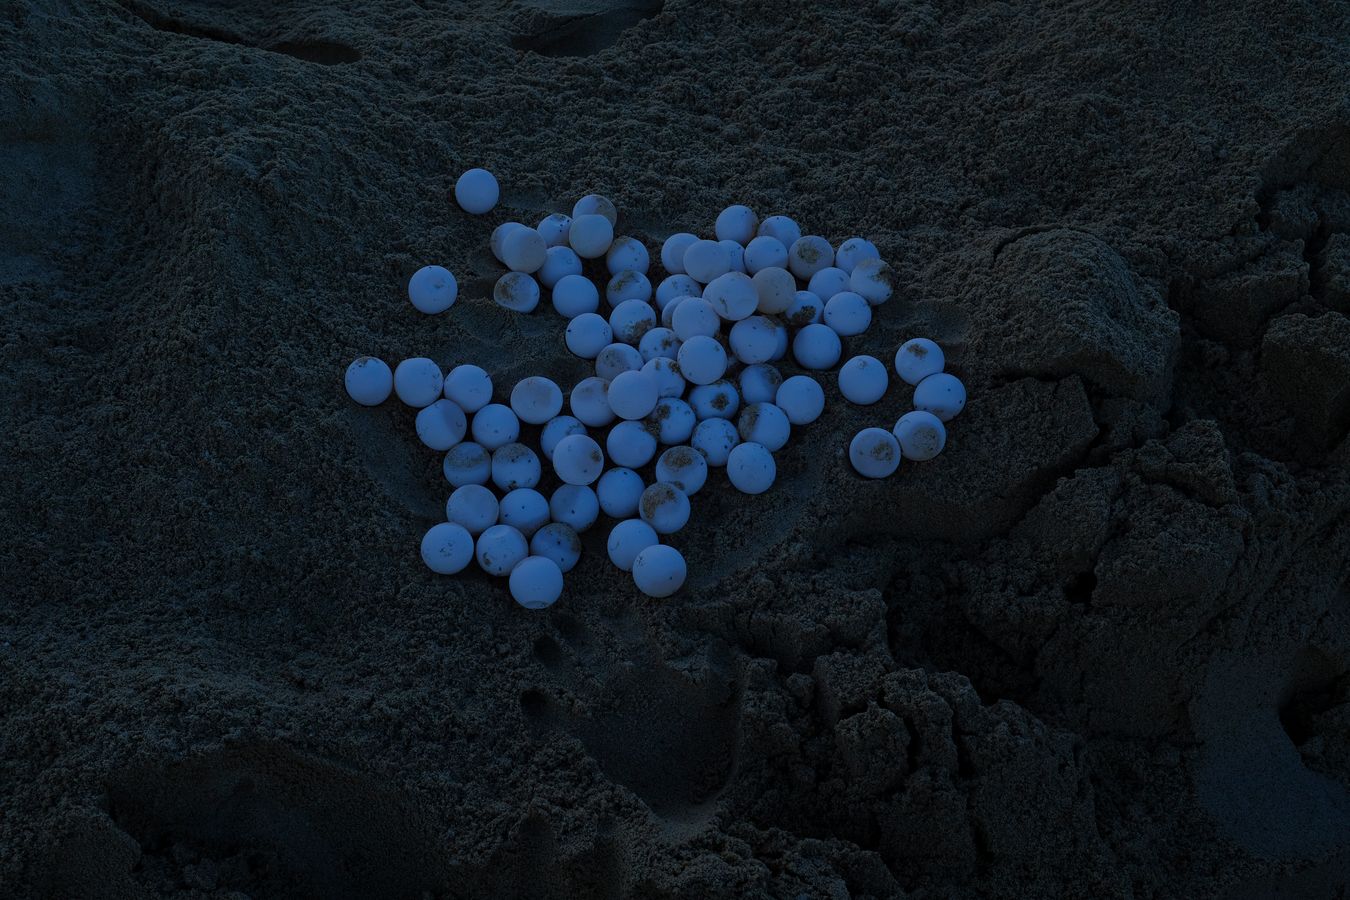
left=849, top=427, right=901, bottom=478
left=606, top=419, right=658, bottom=468
left=606, top=270, right=653, bottom=307
left=494, top=272, right=540, bottom=313
left=838, top=355, right=888, bottom=405
left=498, top=488, right=550, bottom=537
left=446, top=483, right=499, bottom=535
left=491, top=442, right=541, bottom=491
left=894, top=338, right=945, bottom=385
left=565, top=313, right=612, bottom=359
left=443, top=441, right=491, bottom=487
left=684, top=239, right=731, bottom=284
left=727, top=441, right=776, bottom=494
left=744, top=236, right=788, bottom=274
left=415, top=398, right=468, bottom=450
left=491, top=222, right=525, bottom=263
left=704, top=271, right=758, bottom=321
left=788, top=235, right=835, bottom=280
left=677, top=336, right=728, bottom=385
left=345, top=357, right=393, bottom=406
left=656, top=274, right=702, bottom=308
left=823, top=291, right=872, bottom=336
left=715, top=204, right=759, bottom=244
left=650, top=396, right=696, bottom=444
left=394, top=358, right=444, bottom=408
left=444, top=364, right=493, bottom=413
left=807, top=266, right=850, bottom=303
left=656, top=445, right=708, bottom=495
left=606, top=236, right=650, bottom=275
left=913, top=372, right=966, bottom=421
left=850, top=257, right=894, bottom=305
left=530, top=523, right=582, bottom=574
left=738, top=402, right=790, bottom=452
left=510, top=376, right=563, bottom=425
left=739, top=363, right=782, bottom=404
left=775, top=375, right=825, bottom=425
left=752, top=266, right=797, bottom=315
left=661, top=233, right=698, bottom=274
left=688, top=379, right=740, bottom=420
left=638, top=327, right=681, bottom=362
left=540, top=415, right=586, bottom=459
left=642, top=356, right=686, bottom=398
left=639, top=482, right=690, bottom=534
left=454, top=168, right=499, bottom=215
left=538, top=245, right=582, bottom=289
left=470, top=403, right=520, bottom=450
left=893, top=410, right=947, bottom=461
left=692, top=417, right=739, bottom=466
left=758, top=215, right=801, bottom=247
left=552, top=433, right=605, bottom=485
left=786, top=290, right=824, bottom=327
left=509, top=556, right=564, bottom=610
left=607, top=518, right=659, bottom=571
left=537, top=213, right=572, bottom=247
left=721, top=240, right=746, bottom=273
left=569, top=376, right=615, bottom=427
left=569, top=213, right=614, bottom=258
left=609, top=298, right=657, bottom=345
left=728, top=316, right=779, bottom=364
left=475, top=524, right=528, bottom=576
left=632, top=544, right=686, bottom=598
left=502, top=227, right=548, bottom=274
left=572, top=193, right=618, bottom=225
left=607, top=370, right=659, bottom=420
left=553, top=273, right=600, bottom=318
left=421, top=522, right=475, bottom=574
left=834, top=237, right=880, bottom=273
left=409, top=265, right=458, bottom=314
left=550, top=484, right=600, bottom=532
left=597, top=466, right=644, bottom=518
left=672, top=297, right=720, bottom=341
left=792, top=323, right=842, bottom=370
left=595, top=342, right=644, bottom=380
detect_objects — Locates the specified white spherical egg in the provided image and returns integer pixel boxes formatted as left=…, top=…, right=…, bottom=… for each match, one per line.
left=677, top=335, right=728, bottom=385
left=775, top=375, right=825, bottom=425
left=530, top=523, right=582, bottom=574
left=502, top=227, right=548, bottom=274
left=491, top=222, right=526, bottom=263
left=607, top=519, right=658, bottom=572
left=540, top=415, right=586, bottom=460
left=757, top=214, right=802, bottom=247
left=739, top=363, right=782, bottom=404
left=632, top=544, right=687, bottom=598
left=509, top=556, right=564, bottom=610
left=421, top=522, right=475, bottom=574
left=408, top=265, right=458, bottom=314
left=345, top=357, right=393, bottom=406
left=738, top=402, right=791, bottom=452
left=609, top=298, right=657, bottom=345
left=728, top=315, right=779, bottom=364
left=704, top=271, right=758, bottom=322
left=565, top=313, right=612, bottom=359
left=744, top=236, right=789, bottom=274
left=727, top=441, right=776, bottom=494
left=494, top=272, right=540, bottom=313
left=785, top=290, right=824, bottom=327
left=537, top=213, right=572, bottom=247
left=498, top=488, right=550, bottom=537
left=655, top=445, right=708, bottom=495
left=893, top=410, right=947, bottom=461
left=656, top=275, right=702, bottom=308
left=569, top=214, right=614, bottom=259
left=913, top=372, right=967, bottom=421
left=606, top=419, right=658, bottom=468
left=661, top=233, right=698, bottom=274
left=510, top=376, right=563, bottom=425
left=894, top=338, right=945, bottom=385
left=849, top=427, right=901, bottom=478
left=552, top=433, right=605, bottom=485
left=642, top=356, right=686, bottom=398
left=692, top=417, right=739, bottom=466
left=672, top=297, right=721, bottom=341
left=470, top=403, right=520, bottom=450
left=550, top=484, right=599, bottom=532
left=538, top=245, right=582, bottom=289
left=835, top=237, right=880, bottom=273
left=838, top=355, right=889, bottom=405
left=788, top=235, right=835, bottom=280
left=715, top=204, right=759, bottom=244
left=607, top=369, right=659, bottom=420
left=491, top=442, right=542, bottom=491
left=721, top=240, right=746, bottom=273
left=597, top=467, right=644, bottom=518
left=572, top=193, right=618, bottom=225
left=683, top=239, right=732, bottom=284
left=475, top=524, right=528, bottom=576
left=792, top=323, right=842, bottom=370
left=807, top=266, right=850, bottom=303
left=850, top=258, right=894, bottom=305
left=444, top=364, right=493, bottom=413
left=606, top=270, right=653, bottom=308
left=447, top=483, right=499, bottom=535
left=553, top=273, right=600, bottom=318
left=415, top=398, right=468, bottom=451
left=394, top=358, right=444, bottom=408
left=569, top=376, right=615, bottom=427
left=454, top=168, right=499, bottom=215
left=650, top=397, right=696, bottom=444
left=595, top=342, right=645, bottom=380
left=638, top=326, right=681, bottom=362
left=823, top=291, right=872, bottom=337
left=442, top=442, right=491, bottom=487
left=639, top=482, right=690, bottom=534
left=606, top=236, right=650, bottom=275
left=752, top=266, right=797, bottom=315
left=688, top=379, right=740, bottom=420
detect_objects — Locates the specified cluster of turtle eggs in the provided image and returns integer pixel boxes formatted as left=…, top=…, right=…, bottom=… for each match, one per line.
left=344, top=168, right=966, bottom=609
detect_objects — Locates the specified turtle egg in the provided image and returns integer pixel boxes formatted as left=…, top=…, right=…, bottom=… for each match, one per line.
left=650, top=397, right=696, bottom=444
left=454, top=168, right=499, bottom=215
left=850, top=258, right=894, bottom=305
left=565, top=313, right=613, bottom=359
left=491, top=222, right=526, bottom=263
left=443, top=442, right=491, bottom=487
left=606, top=419, right=658, bottom=468
left=537, top=213, right=572, bottom=247
left=752, top=266, right=797, bottom=315
left=345, top=357, right=393, bottom=406
left=785, top=291, right=824, bottom=327
left=409, top=265, right=458, bottom=314
left=684, top=239, right=732, bottom=284
left=835, top=237, right=880, bottom=273
left=444, top=364, right=493, bottom=413
left=416, top=399, right=468, bottom=450
left=639, top=326, right=681, bottom=362
left=572, top=193, right=618, bottom=225
left=823, top=291, right=872, bottom=336
left=849, top=427, right=901, bottom=478
left=661, top=233, right=698, bottom=274
left=788, top=235, right=835, bottom=280
left=739, top=363, right=782, bottom=404
left=550, top=484, right=599, bottom=532
left=597, top=467, right=644, bottom=518
left=492, top=442, right=542, bottom=491
left=744, top=236, right=788, bottom=274
left=894, top=338, right=945, bottom=385
left=704, top=272, right=758, bottom=321
left=727, top=442, right=776, bottom=494
left=656, top=445, right=708, bottom=495
left=807, top=266, right=850, bottom=303
left=470, top=403, right=520, bottom=450
left=569, top=376, right=615, bottom=427
left=792, top=323, right=843, bottom=370
left=606, top=236, right=650, bottom=275
left=394, top=358, right=444, bottom=408
left=738, top=402, right=790, bottom=452
left=509, top=556, right=564, bottom=610
left=502, top=227, right=548, bottom=274
left=913, top=373, right=966, bottom=421
left=552, top=433, right=605, bottom=485
left=538, top=245, right=582, bottom=289
left=677, top=336, right=728, bottom=385
left=639, top=482, right=690, bottom=535
left=595, top=342, right=645, bottom=380
left=776, top=375, right=825, bottom=425
left=757, top=214, right=802, bottom=248
left=569, top=214, right=614, bottom=259
left=838, top=355, right=889, bottom=405
left=530, top=523, right=582, bottom=574
left=672, top=297, right=721, bottom=341
left=607, top=519, right=659, bottom=571
left=692, top=417, right=739, bottom=466
left=510, top=376, right=563, bottom=425
left=715, top=204, right=759, bottom=244
left=609, top=298, right=657, bottom=345
left=643, top=357, right=686, bottom=398
left=729, top=316, right=779, bottom=364
left=606, top=270, right=653, bottom=308
left=421, top=522, right=475, bottom=574
left=608, top=369, right=659, bottom=420
left=494, top=272, right=540, bottom=313
left=632, top=544, right=686, bottom=598
left=498, top=488, right=550, bottom=537
left=656, top=274, right=702, bottom=308
left=688, top=379, right=740, bottom=420
left=893, top=410, right=947, bottom=461
left=447, top=483, right=498, bottom=535
left=721, top=240, right=746, bottom=273
left=475, top=524, right=529, bottom=576
left=540, top=415, right=586, bottom=460
left=553, top=274, right=600, bottom=318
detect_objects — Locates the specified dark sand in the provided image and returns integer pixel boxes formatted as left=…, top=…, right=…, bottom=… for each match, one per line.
left=3, top=0, right=1350, bottom=897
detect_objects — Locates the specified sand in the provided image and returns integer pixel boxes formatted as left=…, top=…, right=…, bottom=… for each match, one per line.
left=2, top=0, right=1349, bottom=897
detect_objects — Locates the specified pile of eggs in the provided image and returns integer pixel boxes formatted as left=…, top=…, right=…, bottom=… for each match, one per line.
left=344, top=168, right=967, bottom=609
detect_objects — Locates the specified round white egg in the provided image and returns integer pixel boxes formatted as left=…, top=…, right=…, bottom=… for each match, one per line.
left=470, top=403, right=520, bottom=450
left=595, top=342, right=644, bottom=380
left=728, top=315, right=779, bottom=364
left=775, top=375, right=825, bottom=425
left=688, top=379, right=740, bottom=420
left=638, top=326, right=681, bottom=362
left=851, top=258, right=894, bottom=306
left=683, top=239, right=732, bottom=284
left=639, top=482, right=690, bottom=535
left=893, top=410, right=947, bottom=461
left=537, top=213, right=572, bottom=247
left=838, top=355, right=889, bottom=405
left=834, top=237, right=880, bottom=273
left=502, top=227, right=547, bottom=274
left=494, top=272, right=540, bottom=313
left=491, top=222, right=525, bottom=263
left=491, top=442, right=541, bottom=491
left=672, top=297, right=721, bottom=341
left=597, top=467, right=644, bottom=518
left=498, top=488, right=550, bottom=537
left=807, top=266, right=850, bottom=303
left=444, top=364, right=493, bottom=413
left=569, top=376, right=615, bottom=427
left=792, top=324, right=842, bottom=370
left=415, top=399, right=468, bottom=450
left=643, top=356, right=686, bottom=398
left=606, top=419, right=658, bottom=468
left=606, top=270, right=653, bottom=307
left=823, top=291, right=872, bottom=337
left=510, top=376, right=563, bottom=425
left=715, top=204, right=759, bottom=244
left=475, top=524, right=528, bottom=577
left=446, top=483, right=498, bottom=535
left=785, top=290, right=824, bottom=327
left=540, top=415, right=586, bottom=460
left=656, top=274, right=702, bottom=308
left=651, top=397, right=696, bottom=444
left=394, top=358, right=444, bottom=408
left=509, top=556, right=564, bottom=610
left=569, top=213, right=614, bottom=259
left=607, top=369, right=659, bottom=420
left=454, top=168, right=499, bottom=215
left=409, top=264, right=458, bottom=314
left=606, top=519, right=659, bottom=572
left=530, top=523, right=582, bottom=574
left=565, top=313, right=612, bottom=358
left=550, top=484, right=599, bottom=532
left=704, top=271, right=758, bottom=321
left=727, top=442, right=776, bottom=494
left=443, top=442, right=491, bottom=487
left=551, top=433, right=605, bottom=486
left=788, top=235, right=835, bottom=280
left=757, top=215, right=801, bottom=248
left=661, top=233, right=698, bottom=274
left=421, top=522, right=475, bottom=575
left=744, top=236, right=788, bottom=274
left=738, top=402, right=790, bottom=452
left=655, top=445, right=708, bottom=495
left=632, top=544, right=686, bottom=598
left=894, top=338, right=945, bottom=385
left=752, top=266, right=797, bottom=315
left=849, top=427, right=901, bottom=478
left=538, top=245, right=582, bottom=289
left=606, top=236, right=650, bottom=275
left=677, top=336, right=728, bottom=385
left=692, top=418, right=739, bottom=466
left=738, top=363, right=782, bottom=404
left=913, top=372, right=966, bottom=421
left=553, top=273, right=600, bottom=318
left=572, top=193, right=618, bottom=225
left=345, top=357, right=393, bottom=406
left=609, top=298, right=657, bottom=345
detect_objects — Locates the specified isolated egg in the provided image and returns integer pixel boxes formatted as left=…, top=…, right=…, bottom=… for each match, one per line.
left=540, top=415, right=586, bottom=460
left=632, top=544, right=687, bottom=598
left=565, top=313, right=613, bottom=359
left=727, top=442, right=776, bottom=494
left=502, top=227, right=548, bottom=274
left=834, top=237, right=880, bottom=273
left=553, top=273, right=600, bottom=318
left=894, top=338, right=945, bottom=385
left=509, top=556, right=564, bottom=610
left=739, top=363, right=782, bottom=404
left=491, top=442, right=542, bottom=491
left=447, top=483, right=499, bottom=535
left=656, top=274, right=702, bottom=308
left=595, top=342, right=644, bottom=380
left=838, top=355, right=889, bottom=405
left=552, top=433, right=605, bottom=485
left=475, top=524, right=528, bottom=577
left=738, top=402, right=790, bottom=452
left=661, top=233, right=698, bottom=274
left=394, top=358, right=444, bottom=408
left=608, top=370, right=659, bottom=420
left=638, top=326, right=681, bottom=362
left=409, top=265, right=458, bottom=314
left=788, top=235, right=835, bottom=280
left=538, top=245, right=582, bottom=289
left=491, top=222, right=526, bottom=263
left=785, top=290, right=824, bottom=327
left=650, top=397, right=697, bottom=444
left=607, top=519, right=659, bottom=571
left=672, top=297, right=721, bottom=341
left=775, top=375, right=825, bottom=425
left=537, top=213, right=572, bottom=247
left=642, top=356, right=686, bottom=398
left=704, top=271, right=758, bottom=321
left=510, top=376, right=563, bottom=424
left=728, top=315, right=779, bottom=364
left=569, top=376, right=615, bottom=427
left=606, top=236, right=650, bottom=275
left=715, top=204, right=759, bottom=244
left=550, top=484, right=600, bottom=532
left=639, top=482, right=690, bottom=534
left=415, top=398, right=468, bottom=450
left=807, top=266, right=850, bottom=303
left=684, top=239, right=732, bottom=284
left=572, top=193, right=618, bottom=225
left=721, top=240, right=746, bottom=273
left=606, top=270, right=653, bottom=309
left=443, top=441, right=491, bottom=487
left=470, top=403, right=520, bottom=450
left=569, top=213, right=615, bottom=258
left=454, top=168, right=499, bottom=215
left=823, top=291, right=872, bottom=336
left=849, top=427, right=901, bottom=478
left=498, top=488, right=550, bottom=537
left=530, top=523, right=582, bottom=574
left=913, top=372, right=966, bottom=421
left=692, top=417, right=739, bottom=466
left=494, top=271, right=540, bottom=313
left=606, top=420, right=658, bottom=468
left=597, top=467, right=644, bottom=518
left=677, top=336, right=728, bottom=385
left=893, top=410, right=947, bottom=461
left=792, top=323, right=842, bottom=370
left=850, top=258, right=894, bottom=305
left=757, top=215, right=802, bottom=248
left=744, top=236, right=789, bottom=274
left=444, top=364, right=493, bottom=413
left=421, top=522, right=475, bottom=574
left=609, top=298, right=657, bottom=345
left=345, top=357, right=393, bottom=406
left=752, top=266, right=797, bottom=315
left=655, top=445, right=708, bottom=495
left=688, top=379, right=740, bottom=420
